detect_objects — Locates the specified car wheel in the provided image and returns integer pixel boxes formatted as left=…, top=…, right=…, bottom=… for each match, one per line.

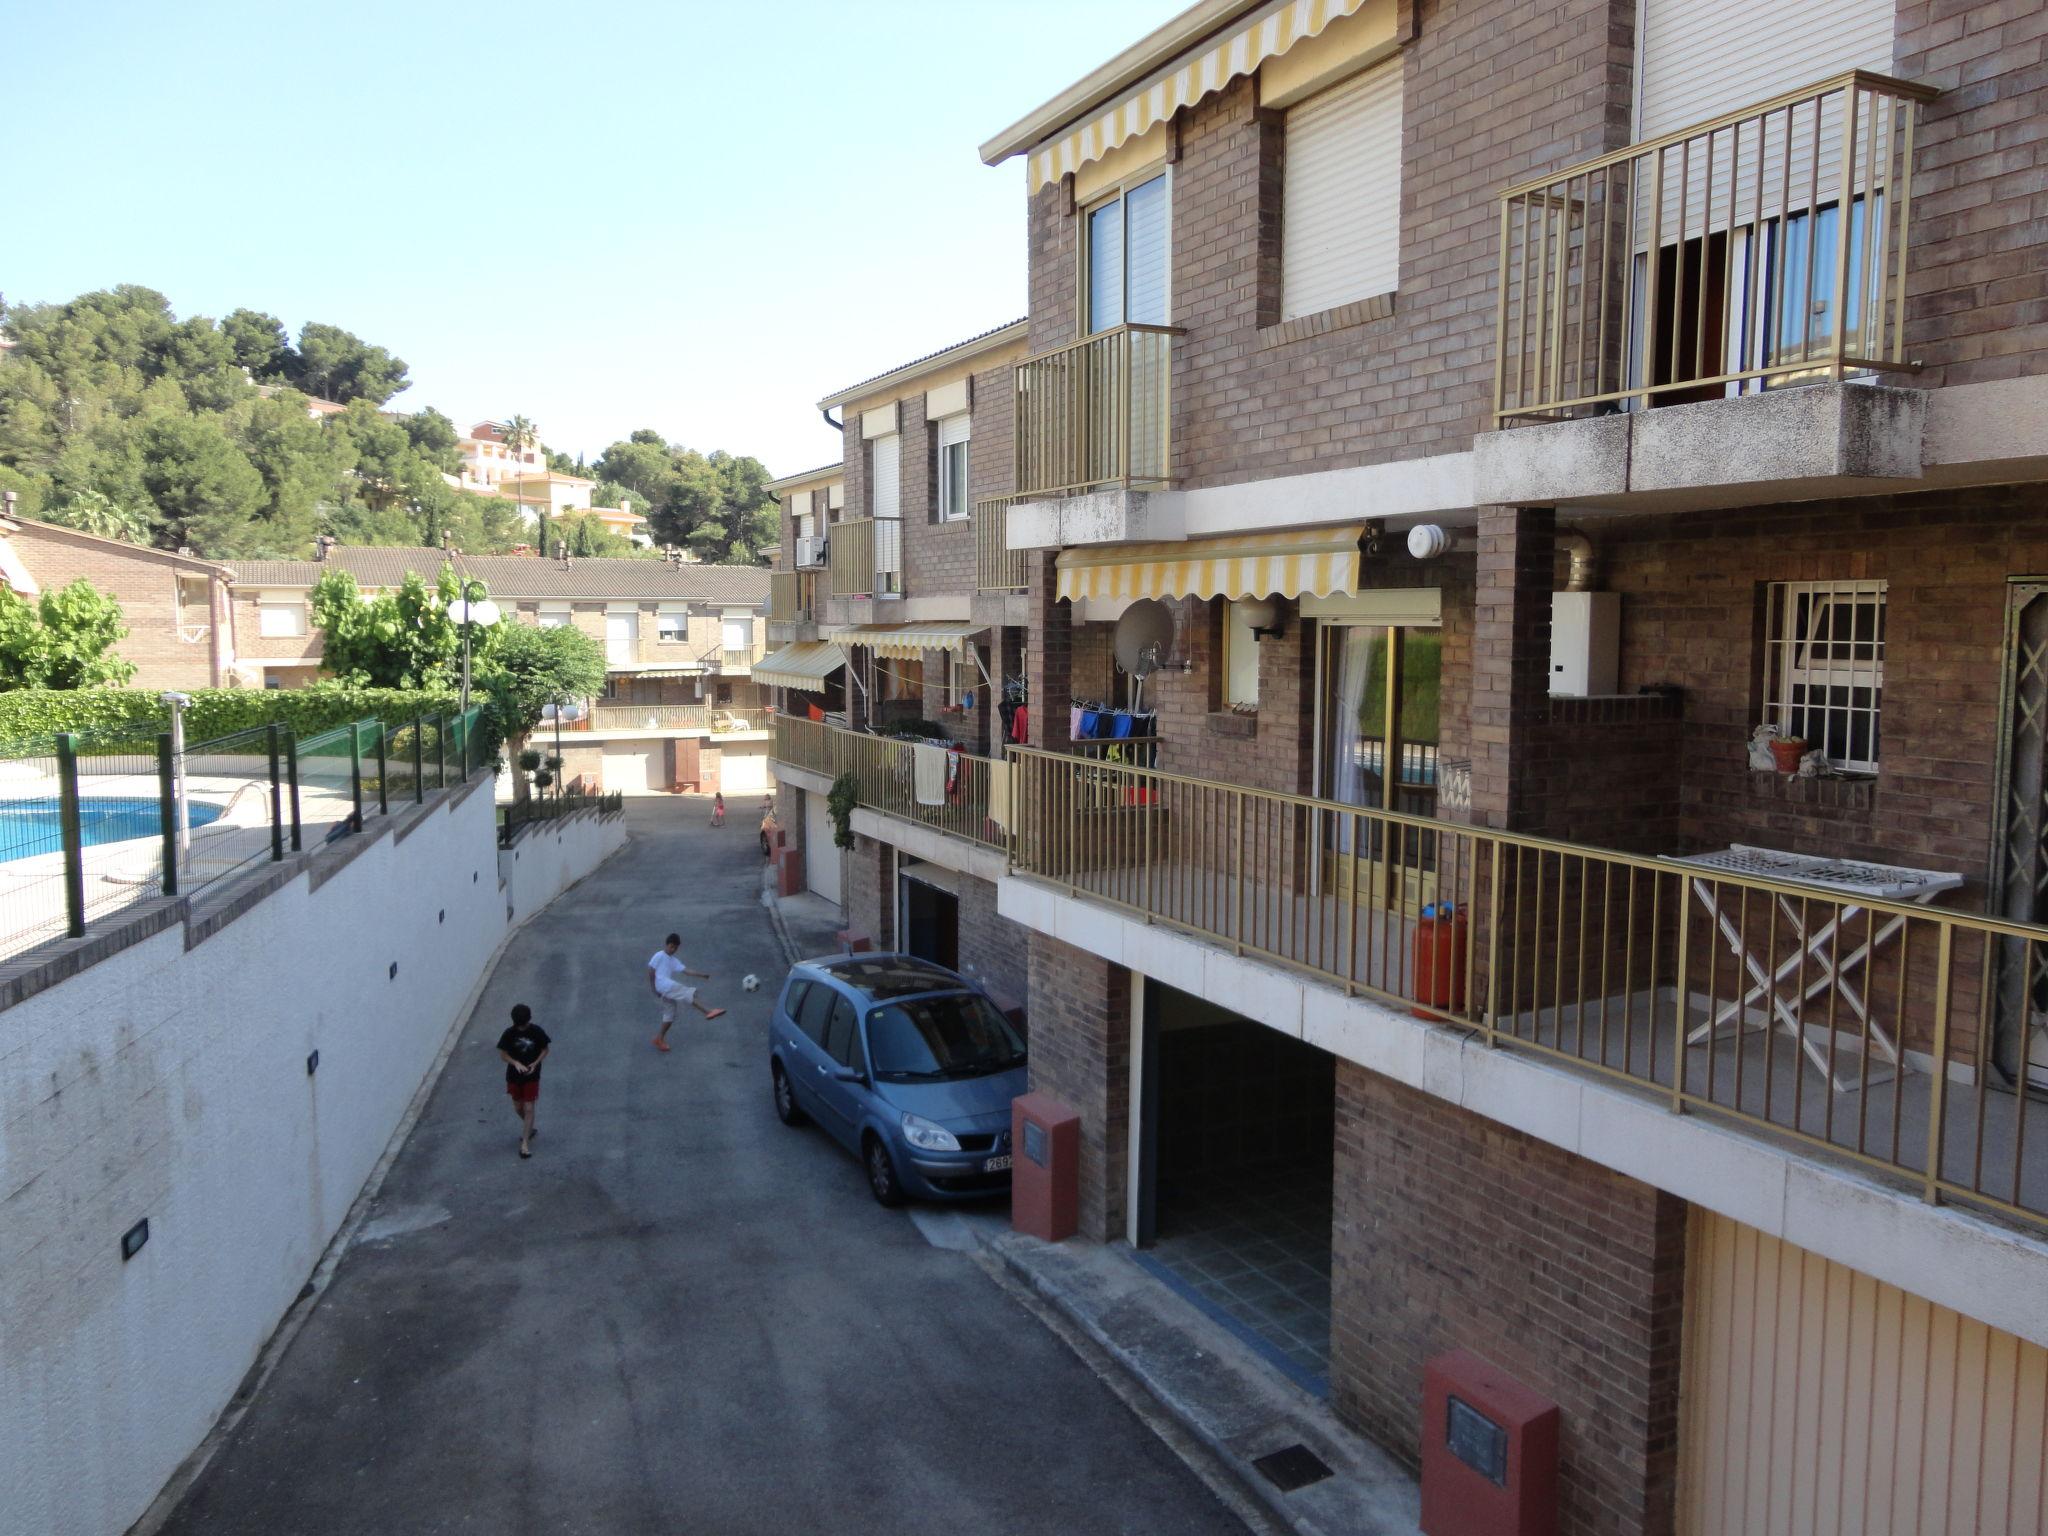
left=864, top=1134, right=905, bottom=1207
left=772, top=1061, right=808, bottom=1127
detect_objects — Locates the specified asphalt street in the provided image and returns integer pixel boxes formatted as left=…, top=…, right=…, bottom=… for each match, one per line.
left=157, top=797, right=1248, bottom=1536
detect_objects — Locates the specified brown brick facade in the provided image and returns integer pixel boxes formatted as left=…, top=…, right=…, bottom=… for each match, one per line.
left=5, top=520, right=230, bottom=690
left=1024, top=931, right=1130, bottom=1243
left=1331, top=1064, right=1688, bottom=1536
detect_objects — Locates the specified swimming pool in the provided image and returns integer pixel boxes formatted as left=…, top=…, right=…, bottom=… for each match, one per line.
left=0, top=796, right=224, bottom=864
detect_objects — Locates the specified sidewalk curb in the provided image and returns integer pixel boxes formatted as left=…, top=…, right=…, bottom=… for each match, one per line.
left=989, top=1239, right=1327, bottom=1536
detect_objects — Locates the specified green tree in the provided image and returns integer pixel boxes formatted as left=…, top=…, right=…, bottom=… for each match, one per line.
left=402, top=407, right=461, bottom=473
left=477, top=619, right=605, bottom=792
left=501, top=415, right=538, bottom=461
left=139, top=414, right=265, bottom=553
left=309, top=564, right=478, bottom=688
left=0, top=579, right=137, bottom=689
left=43, top=487, right=151, bottom=543
left=222, top=309, right=290, bottom=375
left=288, top=322, right=409, bottom=405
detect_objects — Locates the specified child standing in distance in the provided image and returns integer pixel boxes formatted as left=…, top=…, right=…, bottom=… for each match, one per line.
left=496, top=1004, right=551, bottom=1159
left=710, top=791, right=726, bottom=828
left=649, top=932, right=724, bottom=1053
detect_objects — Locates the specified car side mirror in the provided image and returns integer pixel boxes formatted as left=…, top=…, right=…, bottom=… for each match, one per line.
left=831, top=1065, right=865, bottom=1084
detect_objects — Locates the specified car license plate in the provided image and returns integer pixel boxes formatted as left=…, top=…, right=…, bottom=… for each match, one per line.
left=983, top=1154, right=1012, bottom=1173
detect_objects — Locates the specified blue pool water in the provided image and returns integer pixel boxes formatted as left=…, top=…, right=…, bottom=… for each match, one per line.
left=0, top=796, right=224, bottom=864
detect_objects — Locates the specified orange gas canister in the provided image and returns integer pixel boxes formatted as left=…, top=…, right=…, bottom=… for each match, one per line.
left=1412, top=902, right=1468, bottom=1020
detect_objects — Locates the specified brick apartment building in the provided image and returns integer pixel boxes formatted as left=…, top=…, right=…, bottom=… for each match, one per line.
left=768, top=0, right=2048, bottom=1531
left=227, top=545, right=774, bottom=795
left=762, top=324, right=1037, bottom=1013
left=0, top=503, right=236, bottom=690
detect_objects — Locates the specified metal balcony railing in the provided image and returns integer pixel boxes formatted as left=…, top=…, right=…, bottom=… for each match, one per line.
left=772, top=715, right=1005, bottom=851
left=1005, top=747, right=2048, bottom=1235
left=1494, top=71, right=1937, bottom=423
left=769, top=570, right=801, bottom=623
left=1013, top=323, right=1176, bottom=498
left=975, top=495, right=1028, bottom=592
left=830, top=517, right=875, bottom=599
left=591, top=704, right=771, bottom=733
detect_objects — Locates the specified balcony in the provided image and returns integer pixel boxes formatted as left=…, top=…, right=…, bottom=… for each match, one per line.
left=975, top=496, right=1028, bottom=592
left=829, top=517, right=875, bottom=600
left=1005, top=748, right=2048, bottom=1237
left=770, top=571, right=801, bottom=623
left=773, top=715, right=1005, bottom=852
left=1013, top=323, right=1176, bottom=499
left=1493, top=72, right=1936, bottom=424
left=589, top=704, right=770, bottom=733
left=721, top=648, right=753, bottom=675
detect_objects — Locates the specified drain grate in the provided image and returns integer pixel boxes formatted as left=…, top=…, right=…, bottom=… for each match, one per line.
left=1251, top=1443, right=1334, bottom=1493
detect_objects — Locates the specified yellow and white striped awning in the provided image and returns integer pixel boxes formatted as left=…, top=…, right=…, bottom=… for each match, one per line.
left=755, top=640, right=844, bottom=693
left=1027, top=0, right=1371, bottom=193
left=1055, top=526, right=1364, bottom=603
left=833, top=621, right=985, bottom=661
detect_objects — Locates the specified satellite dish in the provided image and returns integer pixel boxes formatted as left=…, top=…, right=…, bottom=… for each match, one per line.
left=1112, top=598, right=1176, bottom=713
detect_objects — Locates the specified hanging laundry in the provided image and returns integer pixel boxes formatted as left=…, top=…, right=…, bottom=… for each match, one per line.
left=1010, top=704, right=1029, bottom=743
left=912, top=742, right=949, bottom=806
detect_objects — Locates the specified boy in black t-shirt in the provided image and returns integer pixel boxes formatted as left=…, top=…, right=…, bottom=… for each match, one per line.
left=496, top=1004, right=551, bottom=1159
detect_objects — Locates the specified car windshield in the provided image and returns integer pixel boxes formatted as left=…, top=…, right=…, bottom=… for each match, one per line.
left=866, top=993, right=1026, bottom=1080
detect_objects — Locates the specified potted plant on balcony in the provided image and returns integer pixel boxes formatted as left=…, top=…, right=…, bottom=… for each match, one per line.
left=1768, top=735, right=1807, bottom=773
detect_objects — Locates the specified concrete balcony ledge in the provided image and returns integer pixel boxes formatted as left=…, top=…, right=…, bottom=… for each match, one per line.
left=999, top=873, right=2048, bottom=1354
left=1477, top=382, right=1928, bottom=512
left=1006, top=488, right=1185, bottom=549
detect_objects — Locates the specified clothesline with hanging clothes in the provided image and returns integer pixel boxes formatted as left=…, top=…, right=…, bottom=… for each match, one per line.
left=1069, top=702, right=1156, bottom=741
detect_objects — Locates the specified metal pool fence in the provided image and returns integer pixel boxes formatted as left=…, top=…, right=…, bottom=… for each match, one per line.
left=0, top=705, right=487, bottom=960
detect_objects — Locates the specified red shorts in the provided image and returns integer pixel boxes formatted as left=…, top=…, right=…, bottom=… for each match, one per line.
left=506, top=1076, right=541, bottom=1103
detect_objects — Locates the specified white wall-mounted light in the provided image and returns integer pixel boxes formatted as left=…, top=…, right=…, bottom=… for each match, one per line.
left=1237, top=596, right=1283, bottom=640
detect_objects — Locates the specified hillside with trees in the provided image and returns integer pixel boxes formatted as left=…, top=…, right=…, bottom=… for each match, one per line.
left=0, top=286, right=781, bottom=565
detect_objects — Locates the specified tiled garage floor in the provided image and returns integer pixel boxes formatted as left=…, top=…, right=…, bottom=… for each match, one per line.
left=1146, top=1166, right=1334, bottom=1393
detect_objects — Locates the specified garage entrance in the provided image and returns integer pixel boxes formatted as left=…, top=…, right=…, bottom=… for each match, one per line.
left=601, top=740, right=659, bottom=793
left=898, top=871, right=959, bottom=971
left=802, top=789, right=841, bottom=904
left=1135, top=980, right=1335, bottom=1392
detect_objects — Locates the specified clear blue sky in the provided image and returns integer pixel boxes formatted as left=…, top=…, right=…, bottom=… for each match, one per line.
left=3, top=0, right=1177, bottom=478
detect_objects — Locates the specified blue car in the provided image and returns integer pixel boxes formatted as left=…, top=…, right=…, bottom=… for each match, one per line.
left=769, top=954, right=1027, bottom=1206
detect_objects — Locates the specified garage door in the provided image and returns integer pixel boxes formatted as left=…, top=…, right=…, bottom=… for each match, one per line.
left=804, top=790, right=841, bottom=905
left=601, top=741, right=657, bottom=794
left=1681, top=1211, right=2048, bottom=1535
left=720, top=744, right=768, bottom=795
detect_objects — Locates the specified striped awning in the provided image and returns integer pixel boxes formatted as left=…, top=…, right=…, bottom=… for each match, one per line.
left=1055, top=526, right=1364, bottom=603
left=1027, top=0, right=1371, bottom=193
left=833, top=621, right=985, bottom=661
left=755, top=640, right=844, bottom=693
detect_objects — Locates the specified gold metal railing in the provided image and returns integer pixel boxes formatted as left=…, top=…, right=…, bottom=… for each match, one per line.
left=1013, top=323, right=1177, bottom=498
left=774, top=716, right=1005, bottom=851
left=1007, top=747, right=2048, bottom=1233
left=591, top=704, right=772, bottom=733
left=769, top=570, right=801, bottom=623
left=830, top=517, right=875, bottom=599
left=1494, top=71, right=1938, bottom=422
left=975, top=495, right=1028, bottom=592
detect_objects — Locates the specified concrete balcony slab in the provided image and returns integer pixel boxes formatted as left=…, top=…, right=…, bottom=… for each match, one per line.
left=1006, top=488, right=1184, bottom=549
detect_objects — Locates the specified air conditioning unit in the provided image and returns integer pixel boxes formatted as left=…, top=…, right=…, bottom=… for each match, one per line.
left=796, top=535, right=817, bottom=568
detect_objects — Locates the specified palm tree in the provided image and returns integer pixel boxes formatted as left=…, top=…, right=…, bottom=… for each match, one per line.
left=502, top=415, right=538, bottom=463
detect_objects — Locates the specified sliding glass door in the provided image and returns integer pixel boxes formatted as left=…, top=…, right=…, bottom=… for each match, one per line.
left=1317, top=622, right=1442, bottom=910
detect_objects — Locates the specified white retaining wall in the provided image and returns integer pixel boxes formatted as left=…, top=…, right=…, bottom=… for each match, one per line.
left=0, top=786, right=626, bottom=1536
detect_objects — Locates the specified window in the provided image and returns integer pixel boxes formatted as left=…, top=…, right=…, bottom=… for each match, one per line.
left=1086, top=173, right=1168, bottom=333
left=780, top=978, right=811, bottom=1023
left=867, top=994, right=1025, bottom=1081
left=258, top=600, right=306, bottom=638
left=1222, top=600, right=1260, bottom=708
left=823, top=995, right=863, bottom=1069
left=658, top=609, right=688, bottom=642
left=936, top=415, right=971, bottom=522
left=796, top=982, right=836, bottom=1046
left=1764, top=580, right=1886, bottom=773
left=722, top=616, right=753, bottom=652
left=879, top=655, right=924, bottom=704
left=1282, top=57, right=1403, bottom=320
left=538, top=604, right=571, bottom=629
left=871, top=433, right=902, bottom=594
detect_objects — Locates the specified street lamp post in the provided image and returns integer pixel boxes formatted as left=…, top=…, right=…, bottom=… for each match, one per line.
left=444, top=591, right=502, bottom=713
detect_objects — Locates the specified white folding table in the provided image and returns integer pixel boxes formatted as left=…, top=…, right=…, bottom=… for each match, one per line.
left=1660, top=845, right=1964, bottom=1091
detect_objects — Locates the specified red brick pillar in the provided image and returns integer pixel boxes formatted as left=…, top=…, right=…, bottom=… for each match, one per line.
left=1025, top=551, right=1073, bottom=753
left=1469, top=504, right=1556, bottom=833
left=1330, top=1064, right=1686, bottom=1536
left=1025, top=932, right=1130, bottom=1242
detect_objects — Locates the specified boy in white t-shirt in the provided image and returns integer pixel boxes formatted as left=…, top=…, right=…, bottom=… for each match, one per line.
left=649, top=932, right=723, bottom=1052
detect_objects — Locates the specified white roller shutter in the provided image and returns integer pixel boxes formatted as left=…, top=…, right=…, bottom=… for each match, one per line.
left=1637, top=0, right=1894, bottom=141
left=1282, top=57, right=1403, bottom=322
left=870, top=434, right=899, bottom=521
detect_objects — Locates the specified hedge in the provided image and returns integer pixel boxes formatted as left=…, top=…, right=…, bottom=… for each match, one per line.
left=0, top=685, right=464, bottom=756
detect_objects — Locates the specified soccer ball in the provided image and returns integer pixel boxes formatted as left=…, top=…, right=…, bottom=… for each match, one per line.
left=742, top=974, right=760, bottom=993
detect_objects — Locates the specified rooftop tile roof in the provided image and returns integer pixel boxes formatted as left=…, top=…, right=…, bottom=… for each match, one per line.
left=231, top=546, right=770, bottom=604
